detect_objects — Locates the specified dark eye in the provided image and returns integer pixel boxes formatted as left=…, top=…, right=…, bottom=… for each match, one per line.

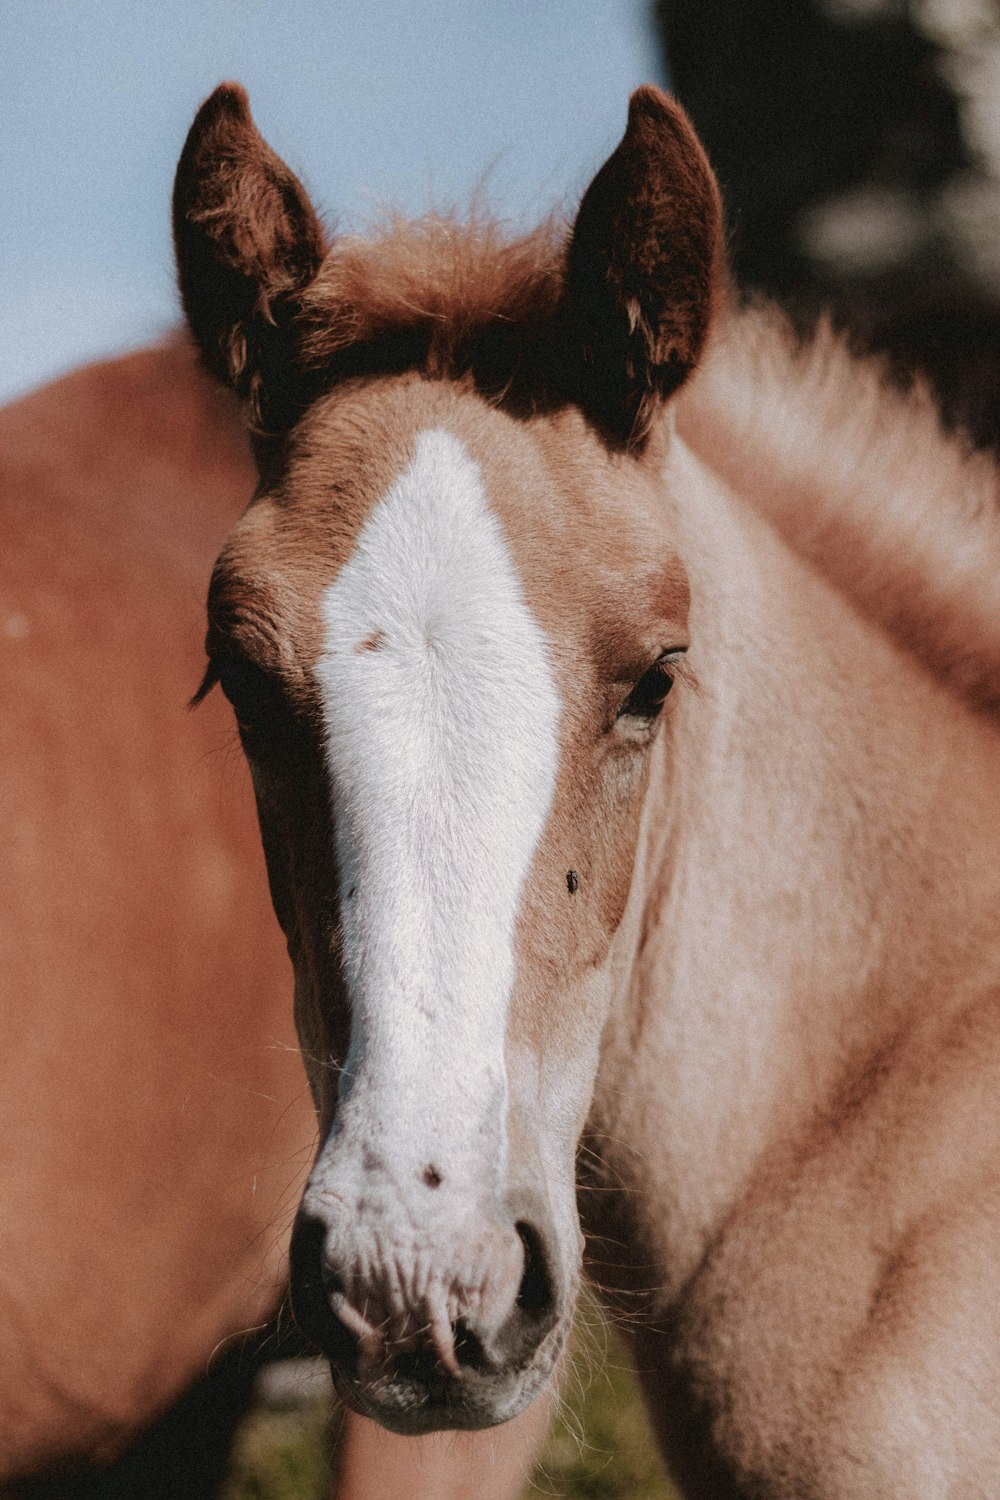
left=215, top=656, right=282, bottom=735
left=616, top=651, right=684, bottom=724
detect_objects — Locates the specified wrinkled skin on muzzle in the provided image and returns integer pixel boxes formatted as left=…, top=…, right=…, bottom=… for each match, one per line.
left=290, top=1079, right=570, bottom=1432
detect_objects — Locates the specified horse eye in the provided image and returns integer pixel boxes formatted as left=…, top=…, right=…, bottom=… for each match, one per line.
left=617, top=653, right=681, bottom=724
left=215, top=656, right=279, bottom=734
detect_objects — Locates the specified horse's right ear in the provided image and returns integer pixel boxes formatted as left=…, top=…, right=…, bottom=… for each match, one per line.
left=173, top=83, right=327, bottom=435
left=565, top=87, right=724, bottom=449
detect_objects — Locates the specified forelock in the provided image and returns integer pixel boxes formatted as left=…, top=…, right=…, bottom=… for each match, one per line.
left=294, top=213, right=568, bottom=409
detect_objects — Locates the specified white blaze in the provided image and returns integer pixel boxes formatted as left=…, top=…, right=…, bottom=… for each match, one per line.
left=316, top=428, right=561, bottom=1174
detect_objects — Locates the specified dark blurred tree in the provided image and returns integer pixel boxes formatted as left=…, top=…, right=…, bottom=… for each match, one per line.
left=655, top=0, right=1000, bottom=453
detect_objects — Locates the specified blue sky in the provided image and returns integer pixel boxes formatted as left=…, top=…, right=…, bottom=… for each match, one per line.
left=3, top=2, right=662, bottom=402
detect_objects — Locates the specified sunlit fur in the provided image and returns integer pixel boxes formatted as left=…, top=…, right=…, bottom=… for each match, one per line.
left=681, top=305, right=1000, bottom=708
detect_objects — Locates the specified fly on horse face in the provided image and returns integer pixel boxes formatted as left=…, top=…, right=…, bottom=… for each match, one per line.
left=175, top=83, right=1000, bottom=1496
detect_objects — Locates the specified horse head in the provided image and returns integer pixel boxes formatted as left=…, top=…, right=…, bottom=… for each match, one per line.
left=173, top=81, right=722, bottom=1433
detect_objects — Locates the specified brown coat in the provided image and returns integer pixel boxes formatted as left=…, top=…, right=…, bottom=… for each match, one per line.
left=0, top=343, right=313, bottom=1480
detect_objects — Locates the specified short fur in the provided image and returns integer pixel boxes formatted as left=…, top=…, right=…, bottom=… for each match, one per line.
left=679, top=305, right=1000, bottom=709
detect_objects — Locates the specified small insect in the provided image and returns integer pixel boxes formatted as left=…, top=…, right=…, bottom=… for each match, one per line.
left=567, top=869, right=579, bottom=895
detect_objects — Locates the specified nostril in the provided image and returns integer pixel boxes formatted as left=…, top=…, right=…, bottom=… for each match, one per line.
left=289, top=1211, right=327, bottom=1303
left=489, top=1218, right=561, bottom=1371
left=288, top=1210, right=360, bottom=1372
left=515, top=1220, right=555, bottom=1319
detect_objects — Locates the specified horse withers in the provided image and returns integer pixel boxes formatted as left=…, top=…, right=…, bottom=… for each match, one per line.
left=174, top=81, right=1000, bottom=1496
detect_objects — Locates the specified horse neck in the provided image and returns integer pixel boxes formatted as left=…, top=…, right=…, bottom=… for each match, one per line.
left=588, top=432, right=1000, bottom=1301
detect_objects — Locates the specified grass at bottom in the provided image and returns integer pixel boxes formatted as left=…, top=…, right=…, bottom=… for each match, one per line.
left=220, top=1400, right=335, bottom=1500
left=221, top=1314, right=681, bottom=1500
left=539, top=1311, right=680, bottom=1499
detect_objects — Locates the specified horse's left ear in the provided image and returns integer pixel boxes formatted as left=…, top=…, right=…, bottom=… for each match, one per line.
left=565, top=86, right=724, bottom=449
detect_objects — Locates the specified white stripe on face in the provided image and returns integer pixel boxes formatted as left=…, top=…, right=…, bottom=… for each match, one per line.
left=316, top=428, right=561, bottom=1175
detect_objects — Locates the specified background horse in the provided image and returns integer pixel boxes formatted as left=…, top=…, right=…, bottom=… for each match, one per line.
left=0, top=341, right=312, bottom=1490
left=172, top=80, right=1000, bottom=1498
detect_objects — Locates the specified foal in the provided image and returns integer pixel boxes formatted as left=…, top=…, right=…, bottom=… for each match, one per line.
left=174, top=81, right=1000, bottom=1498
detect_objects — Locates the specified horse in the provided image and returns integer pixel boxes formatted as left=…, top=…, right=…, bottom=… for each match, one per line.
left=0, top=324, right=548, bottom=1499
left=172, top=81, right=1000, bottom=1497
left=0, top=338, right=315, bottom=1488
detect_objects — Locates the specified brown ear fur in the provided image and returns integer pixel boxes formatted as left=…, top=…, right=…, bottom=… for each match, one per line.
left=566, top=86, right=724, bottom=448
left=172, top=83, right=327, bottom=436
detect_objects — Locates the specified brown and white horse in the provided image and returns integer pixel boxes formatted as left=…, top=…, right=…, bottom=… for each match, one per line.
left=173, top=81, right=1000, bottom=1497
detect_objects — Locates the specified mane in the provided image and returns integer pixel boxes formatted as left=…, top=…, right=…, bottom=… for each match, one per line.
left=677, top=304, right=1000, bottom=711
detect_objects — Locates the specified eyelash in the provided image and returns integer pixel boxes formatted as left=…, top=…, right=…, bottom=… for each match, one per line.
left=616, top=650, right=689, bottom=724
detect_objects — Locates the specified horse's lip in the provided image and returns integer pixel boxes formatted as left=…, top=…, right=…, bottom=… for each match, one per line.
left=329, top=1343, right=561, bottom=1435
left=330, top=1368, right=511, bottom=1433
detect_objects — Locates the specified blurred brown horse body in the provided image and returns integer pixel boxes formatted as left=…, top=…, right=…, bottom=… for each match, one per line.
left=0, top=346, right=314, bottom=1485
